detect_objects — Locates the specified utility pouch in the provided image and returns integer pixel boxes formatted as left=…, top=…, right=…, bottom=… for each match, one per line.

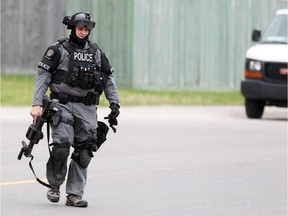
left=87, top=73, right=94, bottom=88
left=94, top=121, right=109, bottom=151
left=94, top=92, right=100, bottom=105
left=58, top=93, right=68, bottom=104
left=94, top=71, right=104, bottom=91
left=84, top=92, right=99, bottom=105
left=51, top=109, right=62, bottom=126
left=69, top=66, right=79, bottom=87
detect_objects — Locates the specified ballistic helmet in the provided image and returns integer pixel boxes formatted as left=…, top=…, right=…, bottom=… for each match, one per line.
left=62, top=12, right=96, bottom=30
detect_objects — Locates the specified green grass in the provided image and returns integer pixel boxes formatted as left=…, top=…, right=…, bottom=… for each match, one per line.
left=1, top=74, right=36, bottom=106
left=0, top=74, right=244, bottom=106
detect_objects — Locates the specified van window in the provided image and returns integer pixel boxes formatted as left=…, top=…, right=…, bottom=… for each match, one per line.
left=261, top=15, right=288, bottom=44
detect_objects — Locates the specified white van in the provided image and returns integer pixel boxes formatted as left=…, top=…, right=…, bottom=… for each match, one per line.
left=241, top=9, right=288, bottom=118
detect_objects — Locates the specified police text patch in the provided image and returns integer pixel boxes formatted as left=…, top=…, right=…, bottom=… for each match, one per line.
left=38, top=62, right=50, bottom=71
left=72, top=52, right=93, bottom=62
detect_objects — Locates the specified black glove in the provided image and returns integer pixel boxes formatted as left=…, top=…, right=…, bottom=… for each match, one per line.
left=109, top=103, right=120, bottom=119
left=104, top=103, right=120, bottom=133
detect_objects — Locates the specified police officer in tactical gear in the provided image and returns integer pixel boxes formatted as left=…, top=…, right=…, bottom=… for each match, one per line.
left=30, top=12, right=120, bottom=208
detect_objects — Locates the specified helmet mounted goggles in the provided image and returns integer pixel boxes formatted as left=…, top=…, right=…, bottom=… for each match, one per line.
left=63, top=12, right=96, bottom=30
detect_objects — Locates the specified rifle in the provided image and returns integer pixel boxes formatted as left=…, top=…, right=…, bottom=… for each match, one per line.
left=17, top=96, right=56, bottom=160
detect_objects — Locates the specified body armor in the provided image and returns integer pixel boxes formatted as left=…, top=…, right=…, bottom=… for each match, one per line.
left=51, top=38, right=104, bottom=91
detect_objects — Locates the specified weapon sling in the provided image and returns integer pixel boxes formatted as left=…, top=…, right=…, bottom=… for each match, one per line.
left=27, top=122, right=52, bottom=188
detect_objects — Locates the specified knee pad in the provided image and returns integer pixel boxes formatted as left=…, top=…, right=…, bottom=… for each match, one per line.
left=52, top=146, right=70, bottom=163
left=71, top=149, right=93, bottom=169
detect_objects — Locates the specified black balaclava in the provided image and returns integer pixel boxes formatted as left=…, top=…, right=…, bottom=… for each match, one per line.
left=69, top=27, right=90, bottom=48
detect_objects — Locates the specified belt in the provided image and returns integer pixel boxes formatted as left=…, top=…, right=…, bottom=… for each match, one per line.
left=50, top=92, right=99, bottom=105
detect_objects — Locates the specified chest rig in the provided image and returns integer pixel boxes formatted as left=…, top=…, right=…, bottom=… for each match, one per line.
left=52, top=38, right=103, bottom=90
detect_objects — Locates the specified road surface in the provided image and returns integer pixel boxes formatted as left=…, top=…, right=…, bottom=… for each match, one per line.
left=1, top=106, right=287, bottom=216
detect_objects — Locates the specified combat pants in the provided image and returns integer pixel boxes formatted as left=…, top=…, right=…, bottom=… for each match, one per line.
left=46, top=102, right=97, bottom=197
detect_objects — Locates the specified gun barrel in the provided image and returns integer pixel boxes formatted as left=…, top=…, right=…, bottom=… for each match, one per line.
left=17, top=141, right=28, bottom=160
left=24, top=141, right=34, bottom=157
left=17, top=148, right=24, bottom=160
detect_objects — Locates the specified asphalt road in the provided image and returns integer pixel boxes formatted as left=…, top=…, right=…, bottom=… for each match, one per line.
left=1, top=106, right=287, bottom=216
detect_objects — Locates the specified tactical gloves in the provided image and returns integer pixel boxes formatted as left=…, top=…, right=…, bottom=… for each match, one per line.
left=105, top=103, right=120, bottom=133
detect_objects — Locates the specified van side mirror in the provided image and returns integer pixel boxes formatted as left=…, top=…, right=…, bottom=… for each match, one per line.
left=252, top=29, right=261, bottom=42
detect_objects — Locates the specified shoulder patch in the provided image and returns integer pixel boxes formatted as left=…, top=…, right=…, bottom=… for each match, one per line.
left=38, top=45, right=61, bottom=73
left=44, top=46, right=60, bottom=61
left=46, top=49, right=55, bottom=57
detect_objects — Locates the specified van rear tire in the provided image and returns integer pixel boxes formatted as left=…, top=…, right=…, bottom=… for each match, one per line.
left=245, top=98, right=265, bottom=119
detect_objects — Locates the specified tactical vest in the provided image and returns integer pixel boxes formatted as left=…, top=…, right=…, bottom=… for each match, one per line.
left=52, top=38, right=103, bottom=90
